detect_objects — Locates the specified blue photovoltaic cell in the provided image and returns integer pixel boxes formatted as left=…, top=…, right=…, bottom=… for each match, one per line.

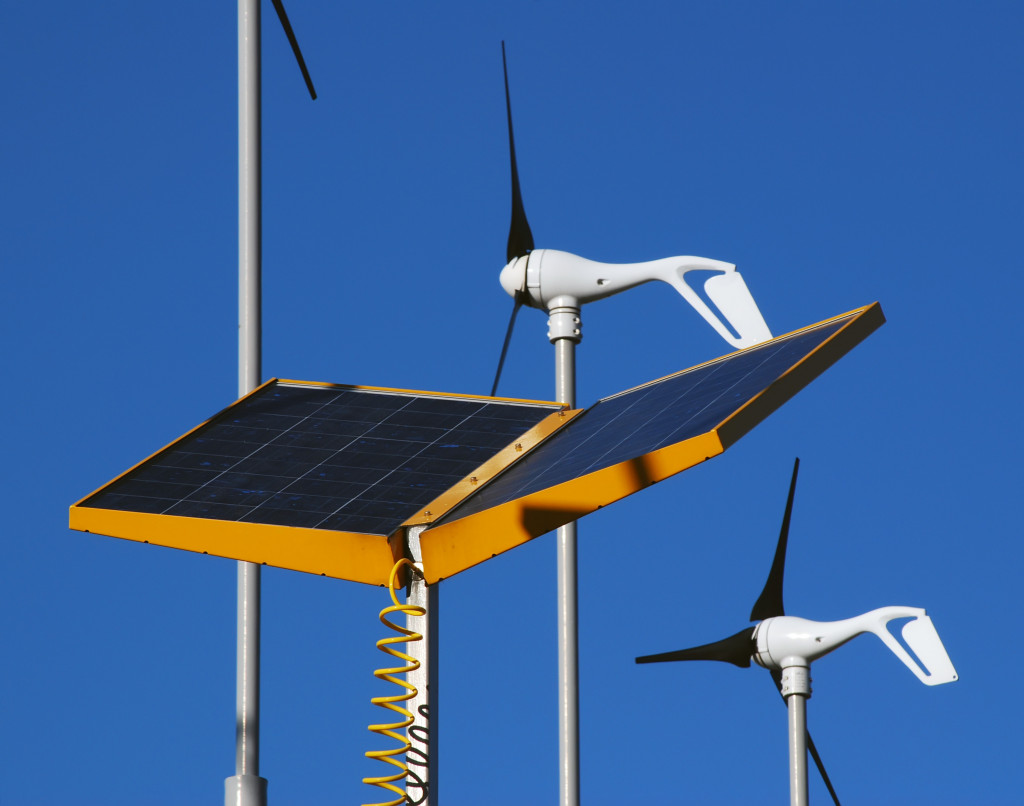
left=437, top=317, right=849, bottom=525
left=79, top=383, right=561, bottom=537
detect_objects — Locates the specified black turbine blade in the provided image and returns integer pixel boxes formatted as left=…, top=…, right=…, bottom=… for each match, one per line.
left=635, top=627, right=755, bottom=668
left=502, top=41, right=533, bottom=263
left=808, top=732, right=842, bottom=806
left=750, top=458, right=800, bottom=622
left=271, top=0, right=317, bottom=99
left=769, top=670, right=841, bottom=805
left=490, top=42, right=534, bottom=397
left=490, top=295, right=523, bottom=397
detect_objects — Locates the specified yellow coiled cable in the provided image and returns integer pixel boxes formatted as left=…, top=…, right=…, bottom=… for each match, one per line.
left=362, top=558, right=425, bottom=806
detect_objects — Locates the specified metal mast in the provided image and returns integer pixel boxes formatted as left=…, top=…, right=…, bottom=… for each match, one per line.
left=227, top=3, right=314, bottom=802
left=552, top=316, right=580, bottom=806
left=226, top=2, right=264, bottom=805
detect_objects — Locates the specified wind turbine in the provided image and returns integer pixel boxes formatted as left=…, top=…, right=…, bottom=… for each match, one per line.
left=490, top=44, right=774, bottom=806
left=233, top=2, right=315, bottom=805
left=635, top=459, right=958, bottom=805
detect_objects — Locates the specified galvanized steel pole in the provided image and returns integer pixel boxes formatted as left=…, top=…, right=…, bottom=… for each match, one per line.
left=551, top=307, right=580, bottom=806
left=226, top=1, right=265, bottom=804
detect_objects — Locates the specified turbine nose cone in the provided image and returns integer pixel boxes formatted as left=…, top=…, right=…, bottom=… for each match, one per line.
left=500, top=255, right=527, bottom=300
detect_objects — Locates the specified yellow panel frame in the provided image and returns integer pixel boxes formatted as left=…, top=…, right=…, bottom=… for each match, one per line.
left=69, top=506, right=396, bottom=586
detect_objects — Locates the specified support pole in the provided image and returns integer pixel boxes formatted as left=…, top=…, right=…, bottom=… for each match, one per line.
left=550, top=304, right=581, bottom=806
left=781, top=665, right=810, bottom=806
left=227, top=2, right=265, bottom=804
left=405, top=526, right=439, bottom=806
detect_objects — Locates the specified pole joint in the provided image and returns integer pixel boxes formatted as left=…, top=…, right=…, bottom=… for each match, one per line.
left=780, top=662, right=812, bottom=699
left=547, top=297, right=582, bottom=344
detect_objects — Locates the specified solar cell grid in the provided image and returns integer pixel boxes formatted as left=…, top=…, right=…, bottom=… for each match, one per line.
left=437, top=317, right=848, bottom=524
left=79, top=382, right=561, bottom=536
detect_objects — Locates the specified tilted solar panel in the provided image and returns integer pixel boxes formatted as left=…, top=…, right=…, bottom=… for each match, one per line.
left=420, top=305, right=884, bottom=580
left=71, top=382, right=566, bottom=583
left=78, top=382, right=560, bottom=536
left=437, top=315, right=850, bottom=525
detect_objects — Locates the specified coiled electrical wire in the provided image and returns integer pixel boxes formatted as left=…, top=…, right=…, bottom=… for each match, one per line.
left=362, top=558, right=425, bottom=806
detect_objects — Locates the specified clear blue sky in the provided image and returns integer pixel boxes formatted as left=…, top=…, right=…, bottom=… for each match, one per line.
left=2, top=2, right=1020, bottom=804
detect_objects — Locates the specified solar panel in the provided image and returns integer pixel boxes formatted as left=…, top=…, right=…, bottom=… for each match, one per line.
left=437, top=314, right=849, bottom=523
left=421, top=304, right=884, bottom=580
left=71, top=382, right=565, bottom=583
left=78, top=382, right=563, bottom=534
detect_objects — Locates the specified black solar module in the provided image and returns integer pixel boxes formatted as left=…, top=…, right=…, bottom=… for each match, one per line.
left=437, top=311, right=861, bottom=527
left=78, top=382, right=563, bottom=538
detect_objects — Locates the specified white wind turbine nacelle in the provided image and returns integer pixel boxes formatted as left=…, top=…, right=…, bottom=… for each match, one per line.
left=752, top=607, right=959, bottom=686
left=499, top=248, right=774, bottom=349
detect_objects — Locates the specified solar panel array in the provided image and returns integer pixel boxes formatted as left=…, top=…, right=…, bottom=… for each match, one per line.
left=437, top=316, right=850, bottom=525
left=79, top=382, right=561, bottom=537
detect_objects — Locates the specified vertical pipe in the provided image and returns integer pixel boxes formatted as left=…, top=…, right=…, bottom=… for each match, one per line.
left=553, top=332, right=579, bottom=806
left=406, top=526, right=438, bottom=806
left=227, top=2, right=265, bottom=805
left=786, top=693, right=809, bottom=806
left=238, top=6, right=260, bottom=392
